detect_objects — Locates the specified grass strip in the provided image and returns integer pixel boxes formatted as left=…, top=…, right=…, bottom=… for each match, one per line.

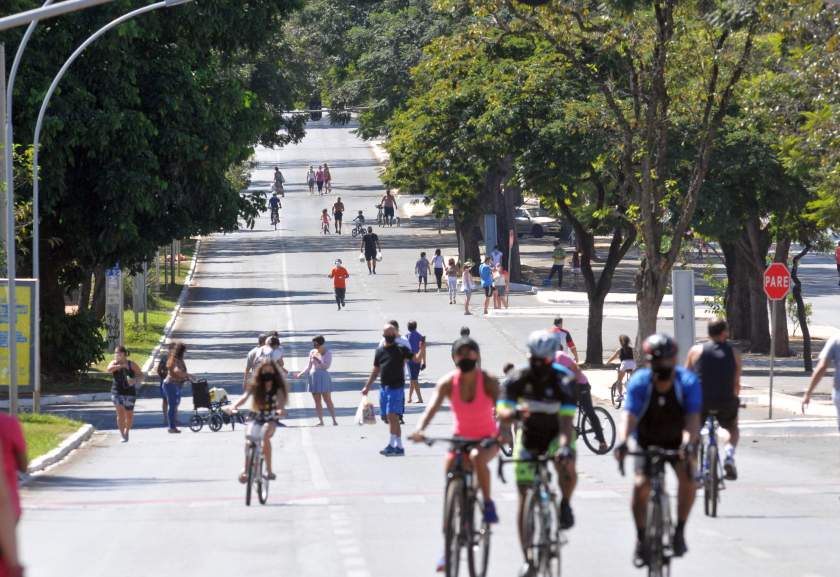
left=21, top=413, right=84, bottom=460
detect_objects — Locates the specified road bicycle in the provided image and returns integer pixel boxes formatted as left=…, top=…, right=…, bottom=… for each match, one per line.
left=498, top=450, right=568, bottom=577
left=270, top=207, right=279, bottom=230
left=422, top=436, right=499, bottom=577
left=621, top=447, right=682, bottom=577
left=698, top=403, right=743, bottom=517
left=575, top=400, right=616, bottom=455
left=243, top=414, right=280, bottom=506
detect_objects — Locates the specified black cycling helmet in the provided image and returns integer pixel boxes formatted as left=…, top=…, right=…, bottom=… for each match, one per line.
left=451, top=336, right=480, bottom=357
left=643, top=333, right=677, bottom=361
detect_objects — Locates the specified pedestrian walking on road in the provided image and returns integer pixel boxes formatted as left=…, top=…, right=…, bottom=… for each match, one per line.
left=243, top=334, right=268, bottom=391
left=315, top=165, right=325, bottom=194
left=362, top=324, right=424, bottom=456
left=493, top=264, right=509, bottom=309
left=380, top=189, right=397, bottom=226
left=461, top=261, right=475, bottom=315
left=329, top=259, right=350, bottom=310
left=0, top=408, right=28, bottom=524
left=307, top=165, right=316, bottom=194
left=332, top=197, right=345, bottom=234
left=323, top=162, right=332, bottom=193
left=361, top=227, right=381, bottom=274
left=320, top=208, right=331, bottom=235
left=431, top=249, right=445, bottom=291
left=802, top=330, right=840, bottom=429
left=479, top=256, right=495, bottom=315
left=406, top=321, right=427, bottom=404
left=107, top=346, right=142, bottom=442
left=685, top=318, right=742, bottom=480
left=549, top=317, right=578, bottom=362
left=446, top=258, right=459, bottom=304
left=163, top=342, right=194, bottom=433
left=0, top=450, right=23, bottom=577
left=273, top=167, right=285, bottom=197
left=547, top=240, right=566, bottom=288
left=415, top=252, right=431, bottom=292
left=490, top=245, right=503, bottom=268
left=157, top=342, right=173, bottom=425
left=297, top=336, right=338, bottom=426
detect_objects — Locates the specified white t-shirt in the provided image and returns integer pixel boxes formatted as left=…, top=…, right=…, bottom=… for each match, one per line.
left=245, top=345, right=263, bottom=373
left=431, top=255, right=445, bottom=269
left=491, top=249, right=503, bottom=267
left=257, top=344, right=284, bottom=365
left=818, top=333, right=840, bottom=389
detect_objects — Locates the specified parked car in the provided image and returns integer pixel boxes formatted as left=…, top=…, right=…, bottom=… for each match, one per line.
left=515, top=206, right=569, bottom=239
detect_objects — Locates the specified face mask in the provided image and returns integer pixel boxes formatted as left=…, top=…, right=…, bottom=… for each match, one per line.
left=259, top=373, right=275, bottom=382
left=529, top=358, right=549, bottom=371
left=653, top=366, right=674, bottom=380
left=457, top=358, right=477, bottom=372
left=383, top=334, right=396, bottom=344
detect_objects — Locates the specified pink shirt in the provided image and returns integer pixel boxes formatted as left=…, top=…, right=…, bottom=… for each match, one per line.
left=0, top=414, right=25, bottom=519
left=451, top=370, right=498, bottom=438
left=554, top=351, right=588, bottom=385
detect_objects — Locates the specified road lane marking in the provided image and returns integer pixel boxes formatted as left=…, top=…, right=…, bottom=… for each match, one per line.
left=383, top=495, right=426, bottom=504
left=288, top=497, right=331, bottom=506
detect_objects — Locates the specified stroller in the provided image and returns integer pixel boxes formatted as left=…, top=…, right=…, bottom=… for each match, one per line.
left=188, top=380, right=244, bottom=432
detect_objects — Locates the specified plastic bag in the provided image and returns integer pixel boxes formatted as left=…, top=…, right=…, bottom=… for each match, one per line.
left=359, top=252, right=366, bottom=262
left=376, top=251, right=383, bottom=262
left=355, top=396, right=377, bottom=426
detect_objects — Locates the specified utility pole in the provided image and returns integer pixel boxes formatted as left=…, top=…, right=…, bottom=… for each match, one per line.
left=1, top=45, right=18, bottom=415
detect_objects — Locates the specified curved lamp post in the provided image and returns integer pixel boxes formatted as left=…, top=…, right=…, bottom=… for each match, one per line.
left=27, top=0, right=192, bottom=410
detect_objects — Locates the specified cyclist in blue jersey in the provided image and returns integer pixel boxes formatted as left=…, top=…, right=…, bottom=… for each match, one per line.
left=615, top=334, right=701, bottom=565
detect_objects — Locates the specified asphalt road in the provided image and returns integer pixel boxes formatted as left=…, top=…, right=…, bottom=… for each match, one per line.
left=21, top=120, right=840, bottom=577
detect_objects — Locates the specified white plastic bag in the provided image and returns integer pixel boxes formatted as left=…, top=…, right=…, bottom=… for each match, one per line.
left=358, top=252, right=366, bottom=262
left=376, top=251, right=383, bottom=262
left=355, top=396, right=377, bottom=426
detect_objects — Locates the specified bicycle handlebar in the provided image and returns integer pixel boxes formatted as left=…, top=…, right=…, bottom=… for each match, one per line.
left=420, top=436, right=500, bottom=450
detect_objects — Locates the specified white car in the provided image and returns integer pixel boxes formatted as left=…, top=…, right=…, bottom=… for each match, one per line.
left=515, top=207, right=565, bottom=238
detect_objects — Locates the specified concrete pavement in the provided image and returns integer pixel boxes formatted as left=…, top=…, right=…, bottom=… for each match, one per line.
left=21, top=119, right=840, bottom=577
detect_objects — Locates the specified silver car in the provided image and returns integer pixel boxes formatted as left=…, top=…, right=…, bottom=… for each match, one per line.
left=515, top=206, right=567, bottom=239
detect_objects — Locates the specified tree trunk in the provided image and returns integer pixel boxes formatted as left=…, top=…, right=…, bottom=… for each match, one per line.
left=791, top=241, right=812, bottom=372
left=91, top=267, right=107, bottom=320
left=720, top=240, right=751, bottom=341
left=585, top=290, right=607, bottom=367
left=635, top=256, right=668, bottom=350
left=500, top=182, right=523, bottom=282
left=740, top=217, right=771, bottom=353
left=77, top=271, right=93, bottom=313
left=771, top=236, right=792, bottom=357
left=454, top=209, right=481, bottom=269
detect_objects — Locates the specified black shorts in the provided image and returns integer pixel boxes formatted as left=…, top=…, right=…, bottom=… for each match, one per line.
left=633, top=450, right=683, bottom=477
left=484, top=285, right=495, bottom=297
left=521, top=415, right=561, bottom=455
left=365, top=251, right=377, bottom=261
left=334, top=212, right=343, bottom=222
left=702, top=398, right=739, bottom=429
left=384, top=206, right=395, bottom=218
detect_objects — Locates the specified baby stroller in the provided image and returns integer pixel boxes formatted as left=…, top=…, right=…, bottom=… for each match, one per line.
left=213, top=387, right=247, bottom=430
left=189, top=380, right=240, bottom=432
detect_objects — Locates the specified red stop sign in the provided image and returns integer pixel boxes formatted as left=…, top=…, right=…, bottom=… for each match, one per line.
left=763, top=263, right=791, bottom=301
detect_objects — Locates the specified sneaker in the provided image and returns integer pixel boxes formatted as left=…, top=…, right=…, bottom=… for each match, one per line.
left=380, top=445, right=398, bottom=457
left=517, top=563, right=536, bottom=577
left=559, top=500, right=575, bottom=529
left=483, top=499, right=499, bottom=524
left=392, top=447, right=405, bottom=456
left=672, top=529, right=687, bottom=557
left=724, top=456, right=738, bottom=481
left=633, top=540, right=648, bottom=567
left=435, top=554, right=446, bottom=573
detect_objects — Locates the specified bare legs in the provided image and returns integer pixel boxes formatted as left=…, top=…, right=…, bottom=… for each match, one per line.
left=312, top=392, right=338, bottom=426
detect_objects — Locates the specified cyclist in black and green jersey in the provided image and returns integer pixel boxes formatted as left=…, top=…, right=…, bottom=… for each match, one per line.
left=497, top=331, right=578, bottom=571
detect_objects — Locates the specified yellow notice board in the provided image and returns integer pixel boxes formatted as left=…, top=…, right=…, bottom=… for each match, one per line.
left=0, top=280, right=36, bottom=387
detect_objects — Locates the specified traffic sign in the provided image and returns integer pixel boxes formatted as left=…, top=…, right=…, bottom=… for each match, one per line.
left=763, top=263, right=791, bottom=301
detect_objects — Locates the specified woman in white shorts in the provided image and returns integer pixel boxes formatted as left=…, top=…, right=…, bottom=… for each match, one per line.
left=606, top=334, right=635, bottom=400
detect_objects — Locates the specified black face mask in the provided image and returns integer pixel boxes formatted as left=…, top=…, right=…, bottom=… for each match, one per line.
left=652, top=366, right=674, bottom=381
left=457, top=358, right=477, bottom=372
left=383, top=334, right=396, bottom=344
left=259, top=373, right=275, bottom=382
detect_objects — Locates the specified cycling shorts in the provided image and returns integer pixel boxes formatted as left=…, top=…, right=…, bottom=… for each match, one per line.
left=513, top=422, right=576, bottom=485
left=702, top=398, right=739, bottom=430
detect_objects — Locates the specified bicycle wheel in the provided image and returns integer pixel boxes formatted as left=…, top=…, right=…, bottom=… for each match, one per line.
left=521, top=490, right=542, bottom=575
left=188, top=414, right=203, bottom=433
left=611, top=382, right=622, bottom=409
left=352, top=227, right=359, bottom=238
left=245, top=444, right=256, bottom=506
left=209, top=413, right=224, bottom=432
left=705, top=444, right=719, bottom=517
left=258, top=453, right=270, bottom=505
left=581, top=407, right=616, bottom=454
left=543, top=495, right=562, bottom=577
left=444, top=479, right=465, bottom=577
left=646, top=496, right=664, bottom=577
left=467, top=494, right=491, bottom=577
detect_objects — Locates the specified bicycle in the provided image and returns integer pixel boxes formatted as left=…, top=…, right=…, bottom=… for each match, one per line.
left=575, top=400, right=616, bottom=455
left=376, top=204, right=384, bottom=226
left=350, top=222, right=366, bottom=238
left=422, top=436, right=498, bottom=577
left=621, top=447, right=682, bottom=577
left=270, top=207, right=279, bottom=230
left=242, top=414, right=280, bottom=506
left=497, top=451, right=567, bottom=577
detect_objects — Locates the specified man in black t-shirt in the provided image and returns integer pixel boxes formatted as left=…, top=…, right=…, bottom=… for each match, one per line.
left=362, top=324, right=424, bottom=456
left=360, top=227, right=381, bottom=274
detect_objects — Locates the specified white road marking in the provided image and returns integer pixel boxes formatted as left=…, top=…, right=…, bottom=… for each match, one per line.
left=339, top=546, right=362, bottom=556
left=697, top=528, right=726, bottom=539
left=500, top=492, right=518, bottom=501
left=383, top=495, right=426, bottom=504
left=343, top=557, right=367, bottom=567
left=741, top=546, right=773, bottom=560
left=575, top=490, right=622, bottom=499
left=332, top=518, right=352, bottom=527
left=336, top=538, right=358, bottom=547
left=288, top=497, right=331, bottom=506
left=333, top=527, right=355, bottom=537
left=768, top=487, right=818, bottom=495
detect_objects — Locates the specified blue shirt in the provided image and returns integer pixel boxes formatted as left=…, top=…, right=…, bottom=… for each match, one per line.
left=479, top=263, right=493, bottom=287
left=269, top=196, right=280, bottom=210
left=407, top=330, right=424, bottom=355
left=624, top=366, right=702, bottom=420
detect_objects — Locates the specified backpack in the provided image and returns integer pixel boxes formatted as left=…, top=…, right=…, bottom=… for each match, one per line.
left=157, top=354, right=169, bottom=380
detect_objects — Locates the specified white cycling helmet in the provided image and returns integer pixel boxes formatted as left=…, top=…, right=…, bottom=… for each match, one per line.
left=335, top=259, right=342, bottom=265
left=527, top=330, right=559, bottom=361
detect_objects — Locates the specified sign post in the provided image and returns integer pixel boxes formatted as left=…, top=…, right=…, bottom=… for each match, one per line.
left=105, top=266, right=123, bottom=353
left=763, top=263, right=791, bottom=420
left=0, top=280, right=36, bottom=404
left=672, top=269, right=696, bottom=365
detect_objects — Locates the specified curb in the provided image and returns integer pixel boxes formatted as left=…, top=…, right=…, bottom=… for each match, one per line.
left=24, top=423, right=95, bottom=477
left=0, top=392, right=112, bottom=409
left=140, top=239, right=203, bottom=380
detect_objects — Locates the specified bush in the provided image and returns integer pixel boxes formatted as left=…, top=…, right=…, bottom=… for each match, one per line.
left=42, top=310, right=107, bottom=377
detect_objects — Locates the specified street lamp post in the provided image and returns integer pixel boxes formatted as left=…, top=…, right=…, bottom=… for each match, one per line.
left=0, top=0, right=114, bottom=32
left=30, top=0, right=193, bottom=408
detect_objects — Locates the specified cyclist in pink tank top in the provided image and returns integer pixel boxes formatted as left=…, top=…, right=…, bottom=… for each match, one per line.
left=412, top=338, right=501, bottom=528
